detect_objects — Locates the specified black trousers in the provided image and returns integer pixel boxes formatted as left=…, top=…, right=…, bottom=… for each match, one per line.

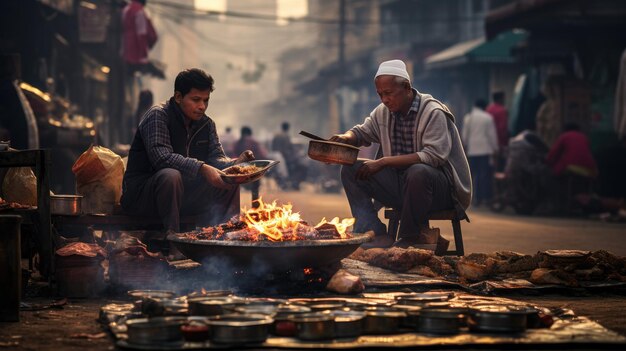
left=122, top=168, right=240, bottom=231
left=341, top=160, right=453, bottom=238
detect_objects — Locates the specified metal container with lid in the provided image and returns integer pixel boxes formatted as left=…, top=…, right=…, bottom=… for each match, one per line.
left=363, top=307, right=406, bottom=335
left=208, top=314, right=273, bottom=345
left=50, top=194, right=82, bottom=215
left=187, top=296, right=243, bottom=316
left=417, top=308, right=467, bottom=334
left=332, top=310, right=366, bottom=339
left=290, top=312, right=335, bottom=340
left=468, top=305, right=530, bottom=333
left=126, top=316, right=186, bottom=345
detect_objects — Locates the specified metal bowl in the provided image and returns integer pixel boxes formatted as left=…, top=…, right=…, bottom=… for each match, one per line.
left=186, top=289, right=233, bottom=299
left=50, top=194, right=83, bottom=215
left=272, top=305, right=312, bottom=337
left=307, top=140, right=359, bottom=165
left=395, top=292, right=453, bottom=306
left=128, top=290, right=176, bottom=300
left=126, top=317, right=186, bottom=345
left=417, top=308, right=467, bottom=334
left=208, top=314, right=273, bottom=344
left=187, top=296, right=244, bottom=316
left=220, top=160, right=279, bottom=185
left=468, top=305, right=530, bottom=333
left=363, top=308, right=406, bottom=334
left=290, top=312, right=335, bottom=340
left=332, top=310, right=366, bottom=339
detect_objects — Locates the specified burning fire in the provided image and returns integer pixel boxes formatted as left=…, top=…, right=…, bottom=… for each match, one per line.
left=242, top=198, right=355, bottom=241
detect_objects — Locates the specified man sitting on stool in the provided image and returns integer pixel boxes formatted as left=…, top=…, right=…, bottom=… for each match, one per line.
left=330, top=60, right=471, bottom=253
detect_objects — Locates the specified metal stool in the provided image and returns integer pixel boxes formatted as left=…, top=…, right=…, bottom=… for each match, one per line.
left=384, top=208, right=465, bottom=256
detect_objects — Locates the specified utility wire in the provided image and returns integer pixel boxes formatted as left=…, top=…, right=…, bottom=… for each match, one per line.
left=150, top=0, right=483, bottom=26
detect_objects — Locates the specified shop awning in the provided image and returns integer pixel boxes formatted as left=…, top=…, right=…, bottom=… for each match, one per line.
left=424, top=30, right=528, bottom=71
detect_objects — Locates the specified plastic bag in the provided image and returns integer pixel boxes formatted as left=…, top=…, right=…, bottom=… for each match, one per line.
left=72, top=145, right=125, bottom=214
left=2, top=166, right=37, bottom=206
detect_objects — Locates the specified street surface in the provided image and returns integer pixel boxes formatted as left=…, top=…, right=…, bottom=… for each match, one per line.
left=2, top=183, right=626, bottom=350
left=253, top=183, right=626, bottom=256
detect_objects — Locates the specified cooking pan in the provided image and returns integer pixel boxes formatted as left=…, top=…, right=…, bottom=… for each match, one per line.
left=50, top=194, right=83, bottom=215
left=300, top=131, right=359, bottom=166
left=167, top=232, right=373, bottom=271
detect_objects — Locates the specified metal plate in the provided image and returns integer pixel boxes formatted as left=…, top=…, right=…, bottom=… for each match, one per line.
left=220, top=160, right=279, bottom=185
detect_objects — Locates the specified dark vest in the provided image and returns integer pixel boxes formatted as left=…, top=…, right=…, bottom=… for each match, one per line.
left=121, top=98, right=214, bottom=205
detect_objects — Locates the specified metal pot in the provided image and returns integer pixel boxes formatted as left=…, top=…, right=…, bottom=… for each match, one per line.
left=126, top=317, right=186, bottom=345
left=468, top=306, right=530, bottom=333
left=417, top=308, right=467, bottom=334
left=290, top=312, right=335, bottom=340
left=363, top=309, right=406, bottom=334
left=332, top=310, right=366, bottom=339
left=187, top=296, right=243, bottom=316
left=50, top=194, right=82, bottom=216
left=300, top=131, right=359, bottom=166
left=208, top=314, right=273, bottom=345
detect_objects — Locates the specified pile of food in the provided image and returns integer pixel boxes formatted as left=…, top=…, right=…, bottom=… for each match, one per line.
left=0, top=196, right=33, bottom=210
left=350, top=247, right=626, bottom=287
left=223, top=164, right=263, bottom=176
left=177, top=199, right=355, bottom=242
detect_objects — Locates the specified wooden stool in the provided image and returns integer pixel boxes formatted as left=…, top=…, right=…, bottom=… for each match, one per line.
left=384, top=208, right=465, bottom=256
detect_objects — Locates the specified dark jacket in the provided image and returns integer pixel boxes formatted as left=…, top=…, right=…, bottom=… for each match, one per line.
left=121, top=97, right=232, bottom=208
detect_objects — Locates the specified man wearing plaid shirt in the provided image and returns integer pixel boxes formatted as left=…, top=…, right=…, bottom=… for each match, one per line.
left=121, top=68, right=254, bottom=235
left=330, top=60, right=471, bottom=252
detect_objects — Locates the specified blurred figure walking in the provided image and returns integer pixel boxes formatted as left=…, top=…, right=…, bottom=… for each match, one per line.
left=463, top=99, right=498, bottom=207
left=486, top=91, right=509, bottom=171
left=234, top=126, right=268, bottom=205
left=271, top=121, right=306, bottom=190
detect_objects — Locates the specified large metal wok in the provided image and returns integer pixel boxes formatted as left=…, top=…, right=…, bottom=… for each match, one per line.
left=167, top=232, right=373, bottom=271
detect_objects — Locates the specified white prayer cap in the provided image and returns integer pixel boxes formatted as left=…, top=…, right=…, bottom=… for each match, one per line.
left=375, top=59, right=410, bottom=82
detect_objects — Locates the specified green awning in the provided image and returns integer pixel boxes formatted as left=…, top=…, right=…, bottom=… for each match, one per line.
left=425, top=30, right=528, bottom=70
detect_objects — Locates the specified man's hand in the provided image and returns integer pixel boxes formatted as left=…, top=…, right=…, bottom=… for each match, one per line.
left=356, top=159, right=385, bottom=180
left=329, top=131, right=356, bottom=146
left=234, top=150, right=255, bottom=164
left=200, top=164, right=232, bottom=189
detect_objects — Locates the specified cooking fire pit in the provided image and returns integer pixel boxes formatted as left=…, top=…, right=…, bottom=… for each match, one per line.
left=167, top=232, right=372, bottom=270
left=167, top=198, right=372, bottom=271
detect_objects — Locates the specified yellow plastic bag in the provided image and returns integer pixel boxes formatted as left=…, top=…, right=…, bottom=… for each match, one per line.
left=2, top=167, right=37, bottom=206
left=72, top=145, right=124, bottom=214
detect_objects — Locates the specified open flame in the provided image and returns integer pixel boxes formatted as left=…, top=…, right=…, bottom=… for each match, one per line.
left=314, top=217, right=355, bottom=238
left=242, top=198, right=355, bottom=241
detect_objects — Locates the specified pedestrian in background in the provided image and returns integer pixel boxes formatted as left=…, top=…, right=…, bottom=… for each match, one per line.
left=546, top=123, right=597, bottom=178
left=463, top=98, right=498, bottom=207
left=132, top=89, right=153, bottom=141
left=271, top=121, right=306, bottom=190
left=220, top=126, right=236, bottom=157
left=121, top=0, right=158, bottom=73
left=234, top=126, right=268, bottom=204
left=486, top=91, right=509, bottom=171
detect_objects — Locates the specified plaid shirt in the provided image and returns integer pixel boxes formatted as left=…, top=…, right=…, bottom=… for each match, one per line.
left=136, top=100, right=230, bottom=180
left=391, top=90, right=420, bottom=156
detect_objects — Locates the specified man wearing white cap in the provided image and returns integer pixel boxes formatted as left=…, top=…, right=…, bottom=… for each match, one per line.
left=330, top=59, right=471, bottom=252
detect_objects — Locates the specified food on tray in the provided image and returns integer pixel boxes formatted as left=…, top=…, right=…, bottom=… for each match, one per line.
left=350, top=246, right=626, bottom=287
left=223, top=164, right=263, bottom=176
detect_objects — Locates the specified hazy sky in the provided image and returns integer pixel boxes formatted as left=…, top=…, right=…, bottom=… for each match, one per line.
left=195, top=0, right=308, bottom=18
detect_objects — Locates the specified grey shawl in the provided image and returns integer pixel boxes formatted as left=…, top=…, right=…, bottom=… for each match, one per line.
left=350, top=92, right=472, bottom=210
